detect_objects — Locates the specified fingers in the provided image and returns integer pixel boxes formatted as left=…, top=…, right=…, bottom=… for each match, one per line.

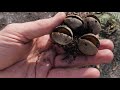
left=54, top=38, right=114, bottom=68
left=1, top=12, right=66, bottom=43
left=54, top=49, right=114, bottom=68
left=17, top=12, right=66, bottom=40
left=47, top=68, right=100, bottom=78
left=96, top=34, right=114, bottom=51
left=99, top=39, right=114, bottom=51
left=75, top=49, right=114, bottom=66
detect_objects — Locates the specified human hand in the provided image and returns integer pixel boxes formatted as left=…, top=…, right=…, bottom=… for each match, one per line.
left=0, top=12, right=114, bottom=78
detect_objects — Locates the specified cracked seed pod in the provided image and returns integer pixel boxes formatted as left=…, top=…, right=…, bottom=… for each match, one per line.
left=51, top=25, right=73, bottom=45
left=84, top=15, right=101, bottom=35
left=78, top=34, right=100, bottom=55
left=64, top=15, right=84, bottom=31
left=81, top=33, right=100, bottom=48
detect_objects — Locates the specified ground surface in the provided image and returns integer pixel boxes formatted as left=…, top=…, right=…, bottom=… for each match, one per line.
left=0, top=12, right=119, bottom=78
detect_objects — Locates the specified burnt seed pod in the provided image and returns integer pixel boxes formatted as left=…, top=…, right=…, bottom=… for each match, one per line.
left=80, top=33, right=100, bottom=48
left=51, top=25, right=73, bottom=45
left=51, top=13, right=101, bottom=57
left=87, top=15, right=101, bottom=23
left=84, top=15, right=101, bottom=35
left=78, top=33, right=100, bottom=55
left=64, top=15, right=84, bottom=31
left=78, top=38, right=98, bottom=55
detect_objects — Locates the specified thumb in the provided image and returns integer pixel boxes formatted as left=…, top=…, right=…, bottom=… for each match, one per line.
left=23, top=12, right=66, bottom=39
left=3, top=12, right=66, bottom=40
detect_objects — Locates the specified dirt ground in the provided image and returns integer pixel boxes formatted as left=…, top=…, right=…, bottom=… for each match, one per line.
left=0, top=12, right=119, bottom=78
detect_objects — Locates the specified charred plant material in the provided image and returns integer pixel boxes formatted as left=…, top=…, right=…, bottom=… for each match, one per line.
left=83, top=15, right=101, bottom=35
left=78, top=33, right=100, bottom=55
left=51, top=25, right=73, bottom=45
left=51, top=14, right=101, bottom=58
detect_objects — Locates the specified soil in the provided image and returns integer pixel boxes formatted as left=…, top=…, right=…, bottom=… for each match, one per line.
left=0, top=12, right=119, bottom=78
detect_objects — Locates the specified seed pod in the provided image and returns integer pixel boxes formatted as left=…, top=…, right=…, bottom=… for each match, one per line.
left=78, top=33, right=100, bottom=55
left=87, top=15, right=100, bottom=23
left=64, top=15, right=84, bottom=31
left=51, top=25, right=73, bottom=45
left=78, top=39, right=98, bottom=55
left=84, top=15, right=101, bottom=35
left=81, top=33, right=100, bottom=48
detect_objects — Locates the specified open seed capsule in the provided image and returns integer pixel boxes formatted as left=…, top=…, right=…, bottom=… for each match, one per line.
left=51, top=25, right=73, bottom=45
left=64, top=15, right=84, bottom=31
left=78, top=39, right=98, bottom=55
left=87, top=15, right=100, bottom=23
left=78, top=33, right=100, bottom=55
left=80, top=33, right=100, bottom=48
left=84, top=15, right=101, bottom=35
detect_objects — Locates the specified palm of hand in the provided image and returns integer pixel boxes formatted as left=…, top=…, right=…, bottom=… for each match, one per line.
left=0, top=33, right=113, bottom=78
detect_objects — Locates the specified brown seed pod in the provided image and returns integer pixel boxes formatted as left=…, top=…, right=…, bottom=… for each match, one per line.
left=51, top=14, right=102, bottom=57
left=78, top=38, right=98, bottom=55
left=64, top=15, right=84, bottom=31
left=51, top=25, right=73, bottom=45
left=84, top=15, right=101, bottom=35
left=87, top=15, right=100, bottom=23
left=80, top=33, right=100, bottom=48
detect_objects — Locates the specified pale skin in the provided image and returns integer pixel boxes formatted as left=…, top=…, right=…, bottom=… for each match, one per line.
left=0, top=12, right=114, bottom=78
